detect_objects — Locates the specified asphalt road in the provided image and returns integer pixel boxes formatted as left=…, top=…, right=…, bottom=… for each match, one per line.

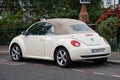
left=0, top=47, right=120, bottom=80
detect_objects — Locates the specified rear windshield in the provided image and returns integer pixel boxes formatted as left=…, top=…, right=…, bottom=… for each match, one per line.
left=70, top=24, right=93, bottom=31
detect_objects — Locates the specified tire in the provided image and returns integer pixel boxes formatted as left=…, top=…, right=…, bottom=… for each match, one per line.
left=55, top=47, right=72, bottom=68
left=93, top=58, right=108, bottom=64
left=10, top=44, right=23, bottom=62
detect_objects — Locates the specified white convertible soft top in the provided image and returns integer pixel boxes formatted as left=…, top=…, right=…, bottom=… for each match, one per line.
left=40, top=18, right=94, bottom=35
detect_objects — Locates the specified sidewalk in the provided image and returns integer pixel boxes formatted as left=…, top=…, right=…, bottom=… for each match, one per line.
left=0, top=45, right=120, bottom=64
left=0, top=46, right=9, bottom=54
left=0, top=45, right=9, bottom=51
left=107, top=52, right=120, bottom=64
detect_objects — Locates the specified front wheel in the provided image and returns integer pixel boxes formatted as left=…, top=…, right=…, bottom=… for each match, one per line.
left=93, top=58, right=108, bottom=64
left=10, top=44, right=23, bottom=61
left=55, top=47, right=72, bottom=68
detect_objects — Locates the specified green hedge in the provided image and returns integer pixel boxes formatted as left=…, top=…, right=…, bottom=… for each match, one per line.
left=98, top=17, right=120, bottom=51
left=0, top=11, right=38, bottom=45
left=0, top=0, right=103, bottom=45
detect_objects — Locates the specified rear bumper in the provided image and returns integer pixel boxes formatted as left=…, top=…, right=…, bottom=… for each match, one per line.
left=69, top=45, right=111, bottom=61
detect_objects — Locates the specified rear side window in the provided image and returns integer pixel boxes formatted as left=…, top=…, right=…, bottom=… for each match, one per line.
left=44, top=22, right=55, bottom=35
left=70, top=24, right=93, bottom=31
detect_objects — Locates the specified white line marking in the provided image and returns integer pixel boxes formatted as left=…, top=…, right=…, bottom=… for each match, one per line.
left=72, top=69, right=120, bottom=78
left=0, top=51, right=9, bottom=53
left=108, top=60, right=120, bottom=63
left=0, top=59, right=26, bottom=65
left=72, top=69, right=85, bottom=72
left=111, top=75, right=120, bottom=78
left=93, top=72, right=105, bottom=75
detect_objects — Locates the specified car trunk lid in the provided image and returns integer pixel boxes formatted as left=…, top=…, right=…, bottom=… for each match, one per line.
left=72, top=33, right=101, bottom=46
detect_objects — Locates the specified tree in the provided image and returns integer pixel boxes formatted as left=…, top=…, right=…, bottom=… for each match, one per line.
left=98, top=6, right=120, bottom=51
left=0, top=0, right=103, bottom=44
left=87, top=0, right=103, bottom=23
left=1, top=0, right=103, bottom=22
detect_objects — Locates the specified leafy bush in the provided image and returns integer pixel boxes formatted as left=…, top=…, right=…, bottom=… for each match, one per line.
left=98, top=17, right=120, bottom=51
left=0, top=0, right=103, bottom=45
left=0, top=11, right=38, bottom=45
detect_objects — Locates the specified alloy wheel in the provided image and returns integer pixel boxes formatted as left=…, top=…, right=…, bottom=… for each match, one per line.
left=55, top=47, right=71, bottom=68
left=10, top=44, right=23, bottom=61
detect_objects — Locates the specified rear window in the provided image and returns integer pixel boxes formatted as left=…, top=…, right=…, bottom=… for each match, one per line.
left=70, top=24, right=93, bottom=31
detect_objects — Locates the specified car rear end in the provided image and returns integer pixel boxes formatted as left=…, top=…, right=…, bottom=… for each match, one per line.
left=68, top=23, right=111, bottom=61
left=69, top=35, right=111, bottom=61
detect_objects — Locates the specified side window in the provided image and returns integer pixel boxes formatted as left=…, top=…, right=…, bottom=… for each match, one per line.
left=38, top=22, right=46, bottom=35
left=44, top=22, right=55, bottom=35
left=27, top=23, right=40, bottom=35
left=27, top=22, right=55, bottom=35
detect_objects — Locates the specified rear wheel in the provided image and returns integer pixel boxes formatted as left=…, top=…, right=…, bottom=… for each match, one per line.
left=93, top=58, right=108, bottom=64
left=55, top=47, right=72, bottom=68
left=10, top=44, right=23, bottom=61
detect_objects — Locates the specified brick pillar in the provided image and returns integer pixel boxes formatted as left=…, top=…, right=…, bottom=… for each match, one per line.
left=79, top=4, right=89, bottom=23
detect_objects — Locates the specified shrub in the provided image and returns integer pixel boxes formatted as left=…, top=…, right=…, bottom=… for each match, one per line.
left=98, top=17, right=120, bottom=51
left=0, top=11, right=37, bottom=45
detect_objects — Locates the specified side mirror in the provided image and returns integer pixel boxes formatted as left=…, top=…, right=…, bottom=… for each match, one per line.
left=21, top=31, right=28, bottom=36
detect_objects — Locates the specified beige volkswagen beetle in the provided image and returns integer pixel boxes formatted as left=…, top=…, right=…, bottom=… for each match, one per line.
left=9, top=18, right=111, bottom=67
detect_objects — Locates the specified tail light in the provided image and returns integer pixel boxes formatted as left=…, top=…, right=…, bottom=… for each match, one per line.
left=103, top=38, right=108, bottom=44
left=71, top=40, right=80, bottom=47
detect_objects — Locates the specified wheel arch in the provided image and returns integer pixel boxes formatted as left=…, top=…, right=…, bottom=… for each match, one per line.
left=53, top=45, right=70, bottom=61
left=9, top=37, right=26, bottom=57
left=10, top=43, right=19, bottom=50
left=10, top=43, right=22, bottom=54
left=52, top=39, right=73, bottom=61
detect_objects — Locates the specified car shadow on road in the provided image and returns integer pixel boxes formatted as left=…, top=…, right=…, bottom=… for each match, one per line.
left=21, top=59, right=108, bottom=68
left=70, top=61, right=108, bottom=69
left=24, top=59, right=58, bottom=66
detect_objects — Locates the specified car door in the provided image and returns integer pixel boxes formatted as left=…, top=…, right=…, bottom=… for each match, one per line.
left=24, top=22, right=46, bottom=57
left=43, top=22, right=56, bottom=58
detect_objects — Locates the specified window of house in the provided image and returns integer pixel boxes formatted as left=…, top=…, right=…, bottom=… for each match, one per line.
left=106, top=0, right=112, bottom=4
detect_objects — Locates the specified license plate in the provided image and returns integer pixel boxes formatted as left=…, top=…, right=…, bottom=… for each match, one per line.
left=91, top=48, right=105, bottom=53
